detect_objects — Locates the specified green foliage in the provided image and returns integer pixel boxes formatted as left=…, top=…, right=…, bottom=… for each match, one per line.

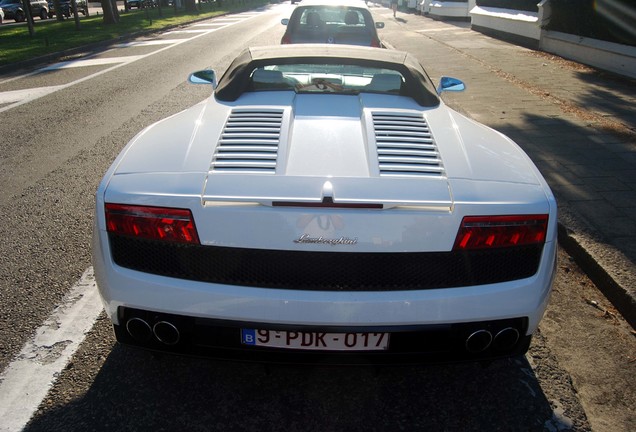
left=0, top=0, right=268, bottom=66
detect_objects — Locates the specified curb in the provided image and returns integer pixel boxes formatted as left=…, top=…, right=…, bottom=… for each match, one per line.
left=558, top=223, right=636, bottom=330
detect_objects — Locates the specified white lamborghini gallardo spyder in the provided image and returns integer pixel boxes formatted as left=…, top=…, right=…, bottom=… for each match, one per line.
left=93, top=44, right=557, bottom=364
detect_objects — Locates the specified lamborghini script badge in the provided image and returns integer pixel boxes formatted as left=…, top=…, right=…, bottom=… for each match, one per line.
left=294, top=234, right=358, bottom=246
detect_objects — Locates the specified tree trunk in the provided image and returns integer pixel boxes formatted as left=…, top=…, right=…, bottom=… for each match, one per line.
left=101, top=0, right=119, bottom=23
left=22, top=0, right=35, bottom=35
left=184, top=0, right=197, bottom=13
left=71, top=0, right=81, bottom=29
left=51, top=0, right=64, bottom=21
left=112, top=0, right=120, bottom=20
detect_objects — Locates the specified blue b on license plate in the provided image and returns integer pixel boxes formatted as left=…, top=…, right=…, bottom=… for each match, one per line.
left=241, top=329, right=389, bottom=351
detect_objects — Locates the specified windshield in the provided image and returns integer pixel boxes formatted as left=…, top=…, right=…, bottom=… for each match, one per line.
left=295, top=7, right=370, bottom=27
left=249, top=64, right=404, bottom=95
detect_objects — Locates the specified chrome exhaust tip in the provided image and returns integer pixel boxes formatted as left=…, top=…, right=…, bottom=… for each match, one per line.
left=493, top=327, right=520, bottom=351
left=465, top=329, right=493, bottom=353
left=126, top=317, right=153, bottom=342
left=153, top=321, right=180, bottom=345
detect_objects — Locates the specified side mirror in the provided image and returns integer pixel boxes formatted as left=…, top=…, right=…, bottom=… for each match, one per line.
left=281, top=18, right=289, bottom=25
left=189, top=70, right=217, bottom=87
left=375, top=22, right=384, bottom=29
left=437, top=76, right=465, bottom=95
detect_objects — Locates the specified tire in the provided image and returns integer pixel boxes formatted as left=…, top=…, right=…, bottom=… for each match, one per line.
left=40, top=9, right=48, bottom=19
left=14, top=10, right=25, bottom=22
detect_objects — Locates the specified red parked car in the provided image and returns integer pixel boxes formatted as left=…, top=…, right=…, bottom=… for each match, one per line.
left=281, top=0, right=385, bottom=47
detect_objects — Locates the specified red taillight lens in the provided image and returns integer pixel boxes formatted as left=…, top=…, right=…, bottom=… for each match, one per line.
left=105, top=203, right=200, bottom=244
left=453, top=215, right=548, bottom=250
left=371, top=38, right=381, bottom=48
left=281, top=34, right=291, bottom=44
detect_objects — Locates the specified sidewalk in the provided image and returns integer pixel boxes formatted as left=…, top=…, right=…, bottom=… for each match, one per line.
left=379, top=11, right=636, bottom=327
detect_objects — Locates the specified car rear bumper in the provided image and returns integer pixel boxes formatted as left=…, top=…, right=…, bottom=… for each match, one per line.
left=114, top=306, right=532, bottom=365
left=93, top=229, right=556, bottom=365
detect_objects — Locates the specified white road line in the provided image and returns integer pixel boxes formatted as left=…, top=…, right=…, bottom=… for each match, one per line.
left=0, top=55, right=148, bottom=110
left=191, top=23, right=228, bottom=27
left=162, top=29, right=213, bottom=34
left=113, top=39, right=187, bottom=47
left=40, top=56, right=146, bottom=70
left=0, top=85, right=67, bottom=104
left=0, top=267, right=103, bottom=432
left=205, top=18, right=242, bottom=22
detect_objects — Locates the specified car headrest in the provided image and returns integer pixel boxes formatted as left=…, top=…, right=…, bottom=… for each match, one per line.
left=306, top=11, right=323, bottom=28
left=344, top=10, right=359, bottom=25
left=365, top=74, right=402, bottom=92
left=252, top=69, right=296, bottom=90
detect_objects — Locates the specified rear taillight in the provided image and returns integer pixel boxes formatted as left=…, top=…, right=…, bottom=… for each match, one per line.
left=105, top=203, right=200, bottom=244
left=453, top=215, right=548, bottom=250
left=371, top=38, right=381, bottom=48
left=281, top=34, right=291, bottom=44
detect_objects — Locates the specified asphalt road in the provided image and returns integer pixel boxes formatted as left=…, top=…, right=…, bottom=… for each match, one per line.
left=0, top=3, right=634, bottom=431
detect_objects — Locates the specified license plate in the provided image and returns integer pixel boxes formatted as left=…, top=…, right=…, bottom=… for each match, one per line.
left=241, top=329, right=389, bottom=351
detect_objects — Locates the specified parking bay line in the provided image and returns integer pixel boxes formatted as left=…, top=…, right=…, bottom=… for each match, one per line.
left=162, top=29, right=214, bottom=35
left=39, top=56, right=146, bottom=71
left=113, top=39, right=188, bottom=47
left=0, top=86, right=67, bottom=105
left=0, top=267, right=103, bottom=432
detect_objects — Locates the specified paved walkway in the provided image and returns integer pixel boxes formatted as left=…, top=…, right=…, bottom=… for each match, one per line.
left=376, top=9, right=636, bottom=327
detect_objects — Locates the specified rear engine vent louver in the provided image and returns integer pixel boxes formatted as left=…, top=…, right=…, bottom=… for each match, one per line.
left=372, top=112, right=445, bottom=177
left=211, top=108, right=283, bottom=174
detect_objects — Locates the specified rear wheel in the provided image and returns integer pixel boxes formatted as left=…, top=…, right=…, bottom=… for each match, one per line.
left=40, top=9, right=48, bottom=19
left=14, top=10, right=25, bottom=22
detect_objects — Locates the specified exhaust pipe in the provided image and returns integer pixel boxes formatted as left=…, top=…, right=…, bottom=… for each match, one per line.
left=153, top=321, right=180, bottom=345
left=493, top=327, right=520, bottom=351
left=465, top=329, right=492, bottom=353
left=126, top=318, right=153, bottom=342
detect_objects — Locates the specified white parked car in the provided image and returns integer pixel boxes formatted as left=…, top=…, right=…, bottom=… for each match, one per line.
left=93, top=44, right=557, bottom=364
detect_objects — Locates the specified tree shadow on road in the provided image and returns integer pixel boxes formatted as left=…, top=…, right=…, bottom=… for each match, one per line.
left=569, top=69, right=636, bottom=135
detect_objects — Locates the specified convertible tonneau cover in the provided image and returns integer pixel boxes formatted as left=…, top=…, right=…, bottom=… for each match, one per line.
left=214, top=44, right=441, bottom=107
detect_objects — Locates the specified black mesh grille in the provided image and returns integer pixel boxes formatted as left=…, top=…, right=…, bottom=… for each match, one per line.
left=109, top=234, right=543, bottom=290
